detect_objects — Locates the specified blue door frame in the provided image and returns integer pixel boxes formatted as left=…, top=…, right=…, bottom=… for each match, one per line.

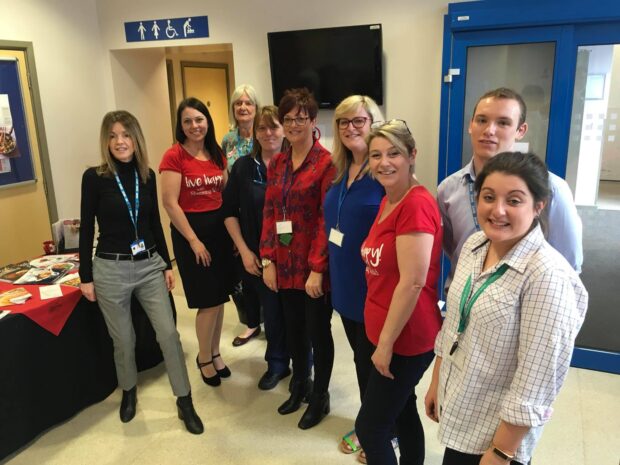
left=438, top=0, right=620, bottom=374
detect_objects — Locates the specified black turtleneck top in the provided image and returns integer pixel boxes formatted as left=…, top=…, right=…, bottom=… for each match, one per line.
left=79, top=159, right=172, bottom=283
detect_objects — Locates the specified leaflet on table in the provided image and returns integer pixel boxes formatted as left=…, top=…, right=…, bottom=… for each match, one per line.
left=55, top=272, right=81, bottom=287
left=0, top=261, right=32, bottom=283
left=0, top=287, right=32, bottom=307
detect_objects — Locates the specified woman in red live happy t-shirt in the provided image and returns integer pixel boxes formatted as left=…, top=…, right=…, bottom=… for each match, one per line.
left=160, top=97, right=235, bottom=388
left=355, top=120, right=443, bottom=465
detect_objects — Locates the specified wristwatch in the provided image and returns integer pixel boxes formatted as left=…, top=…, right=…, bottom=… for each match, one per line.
left=491, top=444, right=515, bottom=462
left=261, top=258, right=273, bottom=268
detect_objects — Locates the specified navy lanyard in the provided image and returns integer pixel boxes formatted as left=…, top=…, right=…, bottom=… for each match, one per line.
left=252, top=156, right=266, bottom=185
left=336, top=159, right=368, bottom=230
left=449, top=263, right=509, bottom=355
left=114, top=169, right=140, bottom=240
left=467, top=179, right=481, bottom=232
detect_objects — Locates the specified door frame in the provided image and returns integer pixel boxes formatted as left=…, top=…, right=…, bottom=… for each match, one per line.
left=439, top=0, right=620, bottom=374
left=0, top=40, right=56, bottom=223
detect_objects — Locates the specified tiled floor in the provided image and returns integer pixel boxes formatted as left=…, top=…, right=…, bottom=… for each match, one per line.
left=3, top=286, right=619, bottom=465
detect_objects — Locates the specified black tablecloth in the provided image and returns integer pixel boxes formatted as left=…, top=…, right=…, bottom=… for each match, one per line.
left=0, top=295, right=172, bottom=460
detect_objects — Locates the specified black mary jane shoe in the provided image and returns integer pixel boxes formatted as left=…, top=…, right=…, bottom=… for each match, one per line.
left=298, top=392, right=330, bottom=430
left=177, top=393, right=204, bottom=434
left=278, top=377, right=312, bottom=415
left=119, top=386, right=137, bottom=423
left=212, top=353, right=231, bottom=378
left=258, top=367, right=292, bottom=391
left=196, top=355, right=221, bottom=386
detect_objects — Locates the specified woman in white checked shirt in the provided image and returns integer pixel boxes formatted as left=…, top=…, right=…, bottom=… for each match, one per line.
left=424, top=152, right=587, bottom=465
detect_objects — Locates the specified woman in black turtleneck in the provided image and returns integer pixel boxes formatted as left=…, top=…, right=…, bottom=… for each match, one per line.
left=79, top=110, right=202, bottom=434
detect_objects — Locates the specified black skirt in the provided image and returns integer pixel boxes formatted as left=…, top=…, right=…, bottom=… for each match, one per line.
left=171, top=210, right=235, bottom=309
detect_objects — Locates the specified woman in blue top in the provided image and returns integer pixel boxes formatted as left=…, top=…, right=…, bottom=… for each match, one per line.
left=323, top=95, right=384, bottom=461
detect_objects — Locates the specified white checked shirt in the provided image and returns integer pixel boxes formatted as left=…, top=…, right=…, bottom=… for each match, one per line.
left=435, top=225, right=588, bottom=464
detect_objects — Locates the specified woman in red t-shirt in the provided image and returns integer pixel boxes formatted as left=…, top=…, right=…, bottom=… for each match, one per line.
left=160, top=97, right=235, bottom=388
left=355, top=120, right=443, bottom=465
left=260, top=88, right=336, bottom=430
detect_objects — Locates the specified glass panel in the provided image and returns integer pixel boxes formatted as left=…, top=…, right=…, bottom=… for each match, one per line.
left=461, top=43, right=556, bottom=167
left=566, top=44, right=620, bottom=353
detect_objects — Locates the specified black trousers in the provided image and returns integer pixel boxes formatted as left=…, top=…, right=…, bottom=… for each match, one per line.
left=340, top=315, right=374, bottom=402
left=356, top=350, right=434, bottom=465
left=279, top=289, right=333, bottom=394
left=442, top=448, right=527, bottom=465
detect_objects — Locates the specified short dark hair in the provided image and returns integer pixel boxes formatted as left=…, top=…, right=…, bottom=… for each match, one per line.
left=472, top=87, right=527, bottom=127
left=175, top=97, right=225, bottom=169
left=475, top=151, right=550, bottom=205
left=277, top=88, right=318, bottom=122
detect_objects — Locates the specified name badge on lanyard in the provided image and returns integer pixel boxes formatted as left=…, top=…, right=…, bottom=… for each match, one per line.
left=115, top=169, right=146, bottom=256
left=329, top=160, right=368, bottom=248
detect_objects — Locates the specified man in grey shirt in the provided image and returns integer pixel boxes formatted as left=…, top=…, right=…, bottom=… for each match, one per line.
left=437, top=87, right=583, bottom=285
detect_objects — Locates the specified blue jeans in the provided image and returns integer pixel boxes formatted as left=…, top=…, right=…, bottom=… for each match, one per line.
left=442, top=448, right=527, bottom=465
left=356, top=350, right=434, bottom=465
left=243, top=272, right=289, bottom=374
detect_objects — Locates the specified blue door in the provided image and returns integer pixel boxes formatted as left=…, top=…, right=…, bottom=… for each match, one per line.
left=439, top=1, right=620, bottom=374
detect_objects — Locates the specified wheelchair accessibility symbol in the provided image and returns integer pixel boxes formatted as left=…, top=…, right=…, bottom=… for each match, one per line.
left=165, top=20, right=179, bottom=38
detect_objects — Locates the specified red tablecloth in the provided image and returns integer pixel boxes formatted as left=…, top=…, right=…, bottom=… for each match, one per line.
left=0, top=282, right=82, bottom=336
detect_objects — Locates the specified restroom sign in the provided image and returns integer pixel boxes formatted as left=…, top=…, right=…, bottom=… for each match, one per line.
left=124, top=16, right=209, bottom=42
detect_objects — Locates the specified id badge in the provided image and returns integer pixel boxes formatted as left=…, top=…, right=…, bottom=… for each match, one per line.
left=130, top=239, right=146, bottom=256
left=329, top=228, right=344, bottom=247
left=276, top=220, right=293, bottom=234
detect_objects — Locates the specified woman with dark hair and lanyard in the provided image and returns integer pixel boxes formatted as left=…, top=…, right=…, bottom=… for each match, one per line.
left=160, top=97, right=235, bottom=388
left=260, top=88, right=336, bottom=429
left=222, top=105, right=291, bottom=390
left=425, top=152, right=587, bottom=465
left=79, top=110, right=203, bottom=434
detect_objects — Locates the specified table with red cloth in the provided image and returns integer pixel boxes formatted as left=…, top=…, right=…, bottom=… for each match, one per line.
left=0, top=281, right=174, bottom=461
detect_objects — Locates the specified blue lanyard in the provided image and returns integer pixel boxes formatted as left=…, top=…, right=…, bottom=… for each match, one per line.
left=114, top=169, right=140, bottom=239
left=252, top=156, right=266, bottom=185
left=467, top=178, right=481, bottom=232
left=336, top=159, right=368, bottom=230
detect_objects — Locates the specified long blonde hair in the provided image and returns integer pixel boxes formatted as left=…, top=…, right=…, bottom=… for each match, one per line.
left=331, top=95, right=383, bottom=183
left=97, top=111, right=150, bottom=183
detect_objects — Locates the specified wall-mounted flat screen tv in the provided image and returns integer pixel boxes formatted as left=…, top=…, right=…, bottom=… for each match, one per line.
left=267, top=24, right=383, bottom=109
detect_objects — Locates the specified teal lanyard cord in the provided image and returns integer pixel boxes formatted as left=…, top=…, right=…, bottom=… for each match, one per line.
left=450, top=263, right=509, bottom=356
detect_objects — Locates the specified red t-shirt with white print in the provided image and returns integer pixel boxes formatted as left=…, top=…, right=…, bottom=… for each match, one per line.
left=159, top=143, right=226, bottom=212
left=361, top=185, right=443, bottom=356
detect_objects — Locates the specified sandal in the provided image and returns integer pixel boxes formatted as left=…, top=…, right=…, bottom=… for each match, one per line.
left=357, top=450, right=367, bottom=464
left=339, top=430, right=362, bottom=454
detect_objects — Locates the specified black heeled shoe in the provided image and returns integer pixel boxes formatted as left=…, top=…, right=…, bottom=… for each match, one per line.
left=119, top=386, right=137, bottom=423
left=298, top=391, right=330, bottom=430
left=196, top=355, right=221, bottom=386
left=212, top=353, right=231, bottom=378
left=278, top=377, right=312, bottom=415
left=177, top=393, right=204, bottom=434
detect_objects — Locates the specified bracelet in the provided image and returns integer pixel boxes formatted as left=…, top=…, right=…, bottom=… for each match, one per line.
left=491, top=443, right=516, bottom=462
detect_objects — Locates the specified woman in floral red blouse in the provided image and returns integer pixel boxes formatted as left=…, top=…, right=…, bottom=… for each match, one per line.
left=260, top=88, right=336, bottom=430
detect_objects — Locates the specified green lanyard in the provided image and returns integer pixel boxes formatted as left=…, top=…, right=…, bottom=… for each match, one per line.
left=449, top=263, right=509, bottom=355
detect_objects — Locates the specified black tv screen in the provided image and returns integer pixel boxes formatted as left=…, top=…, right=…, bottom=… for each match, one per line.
left=267, top=24, right=383, bottom=109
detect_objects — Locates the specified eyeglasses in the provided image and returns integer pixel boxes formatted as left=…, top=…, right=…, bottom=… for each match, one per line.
left=371, top=119, right=411, bottom=134
left=337, top=117, right=370, bottom=130
left=252, top=158, right=266, bottom=185
left=282, top=116, right=310, bottom=127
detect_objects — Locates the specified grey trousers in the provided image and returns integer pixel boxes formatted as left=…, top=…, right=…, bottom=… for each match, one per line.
left=93, top=253, right=191, bottom=396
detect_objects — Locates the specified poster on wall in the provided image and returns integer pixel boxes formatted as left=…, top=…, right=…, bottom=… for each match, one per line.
left=0, top=58, right=35, bottom=188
